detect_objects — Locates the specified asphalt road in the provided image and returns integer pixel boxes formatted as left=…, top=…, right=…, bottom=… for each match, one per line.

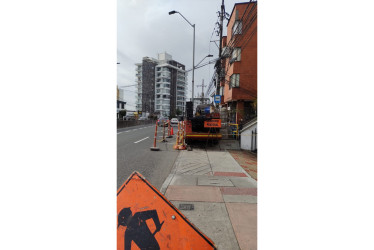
left=117, top=123, right=179, bottom=190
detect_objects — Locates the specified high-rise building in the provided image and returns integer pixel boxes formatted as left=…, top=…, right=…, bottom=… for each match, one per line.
left=135, top=52, right=187, bottom=117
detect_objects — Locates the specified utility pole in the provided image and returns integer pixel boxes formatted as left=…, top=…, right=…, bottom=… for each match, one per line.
left=215, top=0, right=225, bottom=102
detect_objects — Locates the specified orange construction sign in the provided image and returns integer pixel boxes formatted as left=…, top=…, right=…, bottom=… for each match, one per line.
left=117, top=172, right=216, bottom=250
left=204, top=119, right=221, bottom=128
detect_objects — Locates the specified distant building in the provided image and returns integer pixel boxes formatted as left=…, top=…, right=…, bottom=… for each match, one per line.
left=118, top=87, right=126, bottom=102
left=135, top=57, right=158, bottom=114
left=117, top=85, right=126, bottom=117
left=117, top=100, right=126, bottom=110
left=193, top=97, right=211, bottom=113
left=135, top=52, right=187, bottom=117
left=218, top=1, right=257, bottom=124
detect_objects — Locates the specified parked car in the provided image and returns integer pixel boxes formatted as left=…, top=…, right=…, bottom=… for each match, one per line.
left=138, top=117, right=148, bottom=121
left=157, top=117, right=169, bottom=126
left=170, top=118, right=179, bottom=125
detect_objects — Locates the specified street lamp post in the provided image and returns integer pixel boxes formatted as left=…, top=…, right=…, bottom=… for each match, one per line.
left=195, top=54, right=213, bottom=68
left=169, top=10, right=195, bottom=107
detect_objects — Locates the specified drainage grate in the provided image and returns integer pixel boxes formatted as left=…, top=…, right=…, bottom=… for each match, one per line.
left=178, top=204, right=194, bottom=210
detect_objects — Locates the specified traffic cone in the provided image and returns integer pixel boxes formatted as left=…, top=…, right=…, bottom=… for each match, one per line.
left=173, top=122, right=180, bottom=150
left=171, top=126, right=174, bottom=136
left=150, top=121, right=160, bottom=151
left=162, top=121, right=167, bottom=142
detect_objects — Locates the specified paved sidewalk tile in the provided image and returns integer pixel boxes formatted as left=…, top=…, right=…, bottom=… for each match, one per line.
left=223, top=195, right=257, bottom=203
left=226, top=203, right=257, bottom=250
left=174, top=150, right=212, bottom=175
left=165, top=185, right=224, bottom=202
left=169, top=175, right=198, bottom=186
left=220, top=187, right=257, bottom=196
left=207, top=151, right=245, bottom=173
left=229, top=177, right=257, bottom=188
left=197, top=176, right=234, bottom=187
left=213, top=171, right=247, bottom=177
left=229, top=150, right=257, bottom=181
left=171, top=201, right=240, bottom=250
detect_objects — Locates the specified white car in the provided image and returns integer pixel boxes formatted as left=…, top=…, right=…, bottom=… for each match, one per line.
left=170, top=118, right=179, bottom=125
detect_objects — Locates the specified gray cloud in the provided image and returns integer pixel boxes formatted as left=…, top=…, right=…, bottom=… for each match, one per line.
left=117, top=0, right=238, bottom=109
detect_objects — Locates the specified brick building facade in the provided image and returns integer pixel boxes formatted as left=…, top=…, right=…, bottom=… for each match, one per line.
left=219, top=1, right=257, bottom=124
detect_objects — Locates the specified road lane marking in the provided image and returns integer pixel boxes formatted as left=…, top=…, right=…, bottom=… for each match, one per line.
left=134, top=137, right=149, bottom=144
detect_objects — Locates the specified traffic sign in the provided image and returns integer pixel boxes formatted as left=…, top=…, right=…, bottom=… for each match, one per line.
left=214, top=95, right=221, bottom=104
left=117, top=172, right=216, bottom=250
left=204, top=119, right=222, bottom=128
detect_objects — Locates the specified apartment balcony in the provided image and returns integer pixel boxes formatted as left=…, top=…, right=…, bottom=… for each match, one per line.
left=156, top=89, right=171, bottom=95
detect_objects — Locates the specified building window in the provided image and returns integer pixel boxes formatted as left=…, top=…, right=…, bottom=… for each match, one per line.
left=232, top=48, right=241, bottom=61
left=222, top=46, right=231, bottom=57
left=230, top=74, right=240, bottom=88
left=156, top=95, right=160, bottom=98
left=232, top=20, right=242, bottom=35
left=156, top=84, right=160, bottom=87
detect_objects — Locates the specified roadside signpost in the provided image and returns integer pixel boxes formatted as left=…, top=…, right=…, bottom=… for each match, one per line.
left=214, top=95, right=221, bottom=104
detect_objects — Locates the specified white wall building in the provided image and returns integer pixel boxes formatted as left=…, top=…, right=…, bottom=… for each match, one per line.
left=135, top=52, right=187, bottom=117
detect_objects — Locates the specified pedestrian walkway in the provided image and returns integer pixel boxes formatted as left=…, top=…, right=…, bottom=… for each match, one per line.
left=229, top=150, right=257, bottom=181
left=161, top=148, right=257, bottom=250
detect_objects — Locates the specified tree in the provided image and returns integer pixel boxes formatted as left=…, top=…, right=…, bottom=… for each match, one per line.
left=119, top=110, right=127, bottom=118
left=176, top=108, right=182, bottom=116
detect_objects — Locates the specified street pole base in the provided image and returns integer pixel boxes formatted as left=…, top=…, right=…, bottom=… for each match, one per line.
left=161, top=139, right=168, bottom=142
left=167, top=135, right=173, bottom=138
left=150, top=147, right=160, bottom=151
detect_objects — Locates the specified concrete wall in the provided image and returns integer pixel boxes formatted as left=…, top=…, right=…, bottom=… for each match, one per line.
left=117, top=120, right=155, bottom=129
left=240, top=122, right=257, bottom=151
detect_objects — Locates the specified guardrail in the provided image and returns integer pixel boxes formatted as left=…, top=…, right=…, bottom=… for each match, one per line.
left=117, top=119, right=155, bottom=129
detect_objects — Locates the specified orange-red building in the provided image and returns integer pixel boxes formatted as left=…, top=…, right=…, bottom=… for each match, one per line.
left=219, top=1, right=257, bottom=124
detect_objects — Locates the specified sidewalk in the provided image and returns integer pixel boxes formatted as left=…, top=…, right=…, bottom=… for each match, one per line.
left=229, top=150, right=257, bottom=181
left=160, top=147, right=257, bottom=250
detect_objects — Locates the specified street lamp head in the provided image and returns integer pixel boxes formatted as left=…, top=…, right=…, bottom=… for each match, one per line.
left=207, top=54, right=213, bottom=57
left=169, top=10, right=177, bottom=15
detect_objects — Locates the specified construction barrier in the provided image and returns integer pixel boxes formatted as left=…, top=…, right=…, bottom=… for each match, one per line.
left=178, top=121, right=186, bottom=150
left=161, top=121, right=167, bottom=142
left=173, top=122, right=180, bottom=150
left=167, top=121, right=172, bottom=138
left=150, top=121, right=160, bottom=151
left=229, top=123, right=239, bottom=139
left=174, top=121, right=186, bottom=150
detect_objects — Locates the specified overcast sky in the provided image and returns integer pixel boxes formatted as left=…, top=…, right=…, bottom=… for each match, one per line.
left=117, top=0, right=239, bottom=110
